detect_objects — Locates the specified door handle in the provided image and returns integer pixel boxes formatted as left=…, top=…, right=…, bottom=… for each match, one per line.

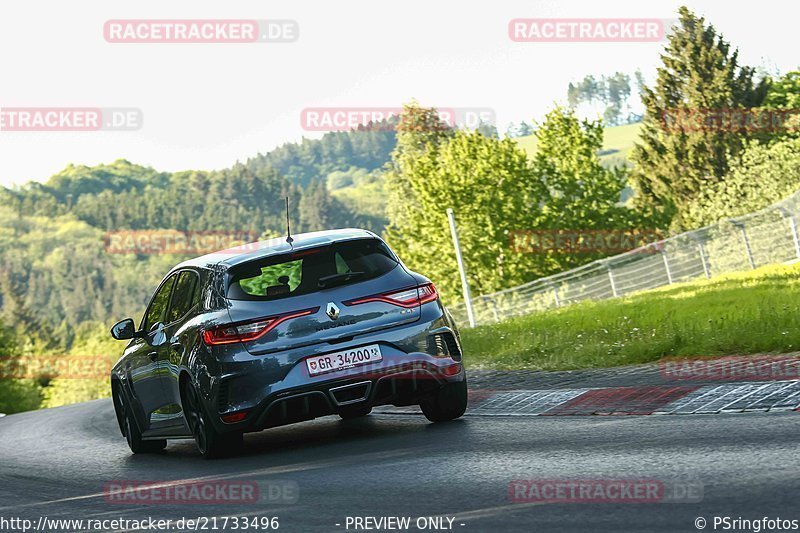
left=171, top=343, right=184, bottom=355
left=148, top=351, right=158, bottom=361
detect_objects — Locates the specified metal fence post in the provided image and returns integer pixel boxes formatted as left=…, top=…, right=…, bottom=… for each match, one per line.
left=787, top=215, right=800, bottom=260
left=446, top=208, right=476, bottom=328
left=697, top=241, right=711, bottom=279
left=606, top=263, right=619, bottom=297
left=551, top=282, right=561, bottom=308
left=488, top=297, right=500, bottom=323
left=778, top=207, right=800, bottom=260
left=660, top=249, right=673, bottom=284
left=731, top=221, right=756, bottom=270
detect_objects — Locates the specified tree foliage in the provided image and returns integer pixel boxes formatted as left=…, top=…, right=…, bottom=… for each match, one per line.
left=567, top=71, right=643, bottom=126
left=679, top=137, right=800, bottom=228
left=385, top=103, right=645, bottom=303
left=630, top=6, right=769, bottom=222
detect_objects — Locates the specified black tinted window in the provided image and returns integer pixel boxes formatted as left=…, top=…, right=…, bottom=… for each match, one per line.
left=143, top=275, right=176, bottom=331
left=228, top=239, right=398, bottom=300
left=167, top=271, right=198, bottom=323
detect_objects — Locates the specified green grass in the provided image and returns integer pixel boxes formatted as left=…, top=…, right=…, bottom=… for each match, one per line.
left=514, top=122, right=642, bottom=168
left=461, top=262, right=800, bottom=371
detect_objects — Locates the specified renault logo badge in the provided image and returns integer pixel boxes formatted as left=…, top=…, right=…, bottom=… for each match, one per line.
left=326, top=302, right=340, bottom=320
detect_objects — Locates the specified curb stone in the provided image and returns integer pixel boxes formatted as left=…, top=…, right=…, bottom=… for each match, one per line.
left=374, top=359, right=800, bottom=416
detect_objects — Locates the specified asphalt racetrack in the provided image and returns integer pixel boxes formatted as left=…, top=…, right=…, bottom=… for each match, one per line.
left=0, top=399, right=798, bottom=532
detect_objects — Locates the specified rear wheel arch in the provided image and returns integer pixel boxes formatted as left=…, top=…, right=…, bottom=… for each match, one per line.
left=178, top=371, right=193, bottom=416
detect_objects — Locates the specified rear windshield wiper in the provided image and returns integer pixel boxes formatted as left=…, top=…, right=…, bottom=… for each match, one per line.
left=318, top=271, right=365, bottom=289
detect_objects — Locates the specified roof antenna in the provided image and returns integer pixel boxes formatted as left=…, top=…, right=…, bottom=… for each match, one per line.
left=285, top=196, right=294, bottom=245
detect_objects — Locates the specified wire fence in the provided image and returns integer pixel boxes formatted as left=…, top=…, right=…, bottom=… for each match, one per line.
left=449, top=189, right=800, bottom=327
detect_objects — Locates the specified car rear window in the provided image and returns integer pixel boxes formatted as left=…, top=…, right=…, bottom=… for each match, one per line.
left=227, top=238, right=399, bottom=300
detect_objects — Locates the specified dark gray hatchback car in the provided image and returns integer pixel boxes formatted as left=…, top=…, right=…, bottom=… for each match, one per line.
left=110, top=229, right=467, bottom=458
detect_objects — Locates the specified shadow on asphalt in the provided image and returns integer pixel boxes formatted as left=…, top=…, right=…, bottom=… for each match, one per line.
left=133, top=414, right=471, bottom=464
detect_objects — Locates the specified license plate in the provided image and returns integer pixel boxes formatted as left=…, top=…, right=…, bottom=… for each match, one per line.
left=305, top=344, right=383, bottom=376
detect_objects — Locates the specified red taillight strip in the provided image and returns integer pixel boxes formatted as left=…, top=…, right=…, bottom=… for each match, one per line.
left=344, top=283, right=438, bottom=309
left=417, top=284, right=439, bottom=305
left=202, top=307, right=318, bottom=346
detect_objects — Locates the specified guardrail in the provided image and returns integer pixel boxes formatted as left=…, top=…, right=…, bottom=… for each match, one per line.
left=449, top=189, right=800, bottom=327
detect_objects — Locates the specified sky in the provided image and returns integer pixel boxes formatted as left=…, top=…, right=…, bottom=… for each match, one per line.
left=0, top=0, right=797, bottom=186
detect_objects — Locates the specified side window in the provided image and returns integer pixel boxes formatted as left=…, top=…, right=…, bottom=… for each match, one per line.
left=143, top=275, right=177, bottom=332
left=167, top=271, right=199, bottom=323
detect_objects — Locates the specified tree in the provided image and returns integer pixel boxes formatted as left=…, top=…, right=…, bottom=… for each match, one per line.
left=765, top=70, right=800, bottom=108
left=384, top=104, right=648, bottom=303
left=533, top=107, right=631, bottom=227
left=630, top=6, right=769, bottom=223
left=763, top=70, right=800, bottom=137
left=298, top=179, right=352, bottom=232
left=384, top=103, right=543, bottom=301
left=679, top=136, right=800, bottom=228
left=530, top=107, right=651, bottom=271
left=605, top=73, right=632, bottom=126
left=567, top=73, right=638, bottom=126
left=517, top=121, right=533, bottom=137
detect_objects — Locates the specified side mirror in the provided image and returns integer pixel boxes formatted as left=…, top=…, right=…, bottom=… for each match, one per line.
left=111, top=318, right=138, bottom=340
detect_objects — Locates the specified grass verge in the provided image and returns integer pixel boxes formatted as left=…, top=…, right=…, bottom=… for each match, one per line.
left=461, top=262, right=800, bottom=371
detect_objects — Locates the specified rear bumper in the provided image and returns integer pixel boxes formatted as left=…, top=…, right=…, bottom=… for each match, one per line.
left=205, top=304, right=464, bottom=433
left=250, top=359, right=464, bottom=431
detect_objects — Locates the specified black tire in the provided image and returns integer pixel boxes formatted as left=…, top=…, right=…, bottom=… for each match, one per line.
left=338, top=405, right=372, bottom=420
left=420, top=380, right=468, bottom=422
left=183, top=381, right=242, bottom=459
left=116, top=387, right=166, bottom=454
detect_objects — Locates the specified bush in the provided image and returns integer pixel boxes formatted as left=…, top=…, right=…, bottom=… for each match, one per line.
left=0, top=380, right=42, bottom=414
left=41, top=378, right=110, bottom=408
left=678, top=137, right=800, bottom=229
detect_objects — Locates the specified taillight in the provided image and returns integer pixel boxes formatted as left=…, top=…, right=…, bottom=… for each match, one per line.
left=345, top=283, right=439, bottom=308
left=416, top=284, right=439, bottom=305
left=202, top=308, right=317, bottom=346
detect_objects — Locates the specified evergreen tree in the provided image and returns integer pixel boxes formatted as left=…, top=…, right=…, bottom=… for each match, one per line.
left=630, top=6, right=769, bottom=222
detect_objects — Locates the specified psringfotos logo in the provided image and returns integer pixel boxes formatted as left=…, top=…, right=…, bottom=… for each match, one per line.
left=0, top=108, right=143, bottom=132
left=300, top=107, right=496, bottom=132
left=509, top=18, right=670, bottom=43
left=103, top=20, right=299, bottom=43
